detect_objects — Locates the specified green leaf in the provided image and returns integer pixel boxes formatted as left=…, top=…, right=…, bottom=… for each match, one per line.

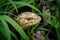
left=47, top=16, right=60, bottom=29
left=13, top=1, right=41, bottom=14
left=0, top=16, right=11, bottom=40
left=56, top=29, right=60, bottom=40
left=10, top=30, right=19, bottom=40
left=0, top=12, right=9, bottom=14
left=20, top=0, right=35, bottom=3
left=36, top=28, right=50, bottom=32
left=2, top=1, right=42, bottom=15
left=8, top=0, right=18, bottom=13
left=30, top=24, right=39, bottom=33
left=0, top=21, right=7, bottom=40
left=55, top=22, right=60, bottom=29
left=1, top=15, right=29, bottom=40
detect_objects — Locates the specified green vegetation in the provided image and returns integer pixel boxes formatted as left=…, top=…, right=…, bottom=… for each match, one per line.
left=0, top=0, right=60, bottom=40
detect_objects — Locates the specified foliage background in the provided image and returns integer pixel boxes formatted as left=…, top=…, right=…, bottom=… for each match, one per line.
left=0, top=0, right=60, bottom=40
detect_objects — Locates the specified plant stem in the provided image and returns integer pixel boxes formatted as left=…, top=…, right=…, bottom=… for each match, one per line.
left=56, top=29, right=60, bottom=40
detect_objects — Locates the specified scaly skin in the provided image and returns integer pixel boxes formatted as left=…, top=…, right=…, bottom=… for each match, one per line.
left=14, top=12, right=41, bottom=29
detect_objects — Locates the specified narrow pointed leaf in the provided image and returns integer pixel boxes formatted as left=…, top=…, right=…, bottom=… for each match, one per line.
left=2, top=15, right=29, bottom=40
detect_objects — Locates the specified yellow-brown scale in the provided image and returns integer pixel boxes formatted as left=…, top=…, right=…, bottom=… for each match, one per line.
left=14, top=12, right=41, bottom=29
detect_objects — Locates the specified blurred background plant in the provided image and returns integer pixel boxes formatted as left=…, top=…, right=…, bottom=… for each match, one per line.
left=0, top=0, right=60, bottom=40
